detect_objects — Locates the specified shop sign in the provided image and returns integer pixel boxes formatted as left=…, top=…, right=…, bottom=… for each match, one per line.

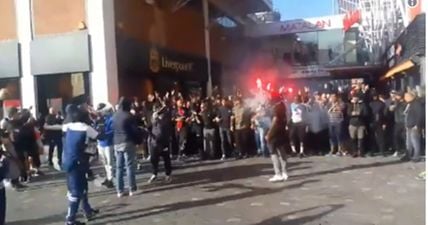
left=149, top=47, right=194, bottom=73
left=279, top=19, right=332, bottom=33
left=245, top=14, right=347, bottom=37
left=288, top=66, right=330, bottom=78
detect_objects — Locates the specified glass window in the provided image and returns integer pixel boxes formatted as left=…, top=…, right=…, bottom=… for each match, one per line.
left=344, top=30, right=358, bottom=64
left=318, top=29, right=344, bottom=65
left=292, top=32, right=318, bottom=65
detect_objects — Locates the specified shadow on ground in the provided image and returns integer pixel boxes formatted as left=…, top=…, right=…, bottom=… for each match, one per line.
left=251, top=204, right=344, bottom=225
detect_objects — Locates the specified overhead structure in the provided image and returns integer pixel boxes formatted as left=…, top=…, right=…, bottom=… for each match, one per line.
left=207, top=0, right=273, bottom=25
left=336, top=0, right=411, bottom=63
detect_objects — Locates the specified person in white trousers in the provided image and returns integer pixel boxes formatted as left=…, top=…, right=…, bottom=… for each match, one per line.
left=96, top=103, right=115, bottom=188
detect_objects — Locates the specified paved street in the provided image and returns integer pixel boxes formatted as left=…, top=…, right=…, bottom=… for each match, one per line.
left=5, top=156, right=425, bottom=225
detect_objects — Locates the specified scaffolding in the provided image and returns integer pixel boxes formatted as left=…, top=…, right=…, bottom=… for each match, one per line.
left=334, top=0, right=408, bottom=64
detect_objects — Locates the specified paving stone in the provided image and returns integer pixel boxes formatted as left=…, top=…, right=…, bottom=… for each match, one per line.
left=4, top=157, right=424, bottom=225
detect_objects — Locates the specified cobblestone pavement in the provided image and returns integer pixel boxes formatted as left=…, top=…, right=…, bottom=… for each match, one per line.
left=5, top=156, right=425, bottom=225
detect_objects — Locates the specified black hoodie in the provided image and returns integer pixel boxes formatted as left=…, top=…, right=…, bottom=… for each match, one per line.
left=113, top=97, right=142, bottom=145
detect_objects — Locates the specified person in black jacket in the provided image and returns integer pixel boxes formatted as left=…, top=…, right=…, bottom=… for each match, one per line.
left=147, top=102, right=173, bottom=183
left=347, top=95, right=369, bottom=157
left=44, top=107, right=64, bottom=167
left=403, top=92, right=424, bottom=162
left=200, top=101, right=217, bottom=160
left=369, top=93, right=386, bottom=156
left=112, top=97, right=142, bottom=197
left=266, top=93, right=289, bottom=182
left=389, top=91, right=407, bottom=157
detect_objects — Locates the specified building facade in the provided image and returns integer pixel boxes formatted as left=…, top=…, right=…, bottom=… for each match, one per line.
left=0, top=0, right=272, bottom=116
left=220, top=14, right=381, bottom=93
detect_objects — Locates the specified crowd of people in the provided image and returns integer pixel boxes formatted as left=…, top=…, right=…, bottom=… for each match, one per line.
left=0, top=81, right=425, bottom=225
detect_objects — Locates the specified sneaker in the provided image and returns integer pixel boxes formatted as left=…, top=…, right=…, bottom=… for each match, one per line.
left=269, top=175, right=284, bottom=183
left=84, top=209, right=100, bottom=221
left=12, top=182, right=27, bottom=191
left=101, top=179, right=109, bottom=186
left=282, top=173, right=289, bottom=181
left=117, top=192, right=124, bottom=198
left=148, top=175, right=157, bottom=184
left=165, top=176, right=172, bottom=183
left=87, top=175, right=95, bottom=182
left=392, top=151, right=399, bottom=157
left=221, top=155, right=226, bottom=160
left=102, top=180, right=114, bottom=189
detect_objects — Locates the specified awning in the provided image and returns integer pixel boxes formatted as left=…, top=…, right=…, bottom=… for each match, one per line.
left=381, top=60, right=415, bottom=80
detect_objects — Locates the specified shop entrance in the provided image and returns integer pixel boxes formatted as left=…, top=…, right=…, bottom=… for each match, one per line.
left=36, top=73, right=90, bottom=116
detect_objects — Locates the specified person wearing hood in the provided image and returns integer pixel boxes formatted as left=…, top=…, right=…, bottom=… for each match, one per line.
left=147, top=101, right=173, bottom=183
left=96, top=103, right=115, bottom=188
left=368, top=92, right=386, bottom=156
left=62, top=104, right=100, bottom=225
left=112, top=97, right=143, bottom=197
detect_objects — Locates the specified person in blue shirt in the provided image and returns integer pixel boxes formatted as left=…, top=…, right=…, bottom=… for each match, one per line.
left=96, top=103, right=115, bottom=188
left=62, top=105, right=100, bottom=225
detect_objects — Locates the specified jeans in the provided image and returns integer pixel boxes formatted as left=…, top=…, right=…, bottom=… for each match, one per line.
left=393, top=123, right=406, bottom=153
left=235, top=128, right=251, bottom=157
left=370, top=124, right=385, bottom=155
left=256, top=127, right=269, bottom=156
left=219, top=127, right=233, bottom=156
left=149, top=138, right=172, bottom=176
left=203, top=128, right=216, bottom=159
left=349, top=125, right=366, bottom=155
left=48, top=137, right=63, bottom=165
left=176, top=128, right=188, bottom=156
left=98, top=145, right=115, bottom=181
left=0, top=188, right=5, bottom=225
left=115, top=143, right=137, bottom=194
left=406, top=127, right=422, bottom=161
left=329, top=123, right=343, bottom=147
left=66, top=166, right=92, bottom=223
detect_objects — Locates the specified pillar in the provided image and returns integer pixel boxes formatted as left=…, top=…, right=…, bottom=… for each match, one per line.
left=86, top=0, right=119, bottom=106
left=15, top=0, right=36, bottom=114
left=203, top=0, right=212, bottom=97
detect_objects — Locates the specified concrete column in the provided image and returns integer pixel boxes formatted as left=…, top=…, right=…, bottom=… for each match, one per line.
left=203, top=0, right=212, bottom=97
left=15, top=0, right=36, bottom=113
left=86, top=0, right=119, bottom=106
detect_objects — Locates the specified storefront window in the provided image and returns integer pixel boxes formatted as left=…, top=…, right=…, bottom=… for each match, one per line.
left=293, top=32, right=318, bottom=65
left=318, top=29, right=344, bottom=65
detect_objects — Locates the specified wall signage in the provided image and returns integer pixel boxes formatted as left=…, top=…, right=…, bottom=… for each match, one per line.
left=287, top=65, right=331, bottom=78
left=149, top=47, right=194, bottom=73
left=245, top=14, right=349, bottom=37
